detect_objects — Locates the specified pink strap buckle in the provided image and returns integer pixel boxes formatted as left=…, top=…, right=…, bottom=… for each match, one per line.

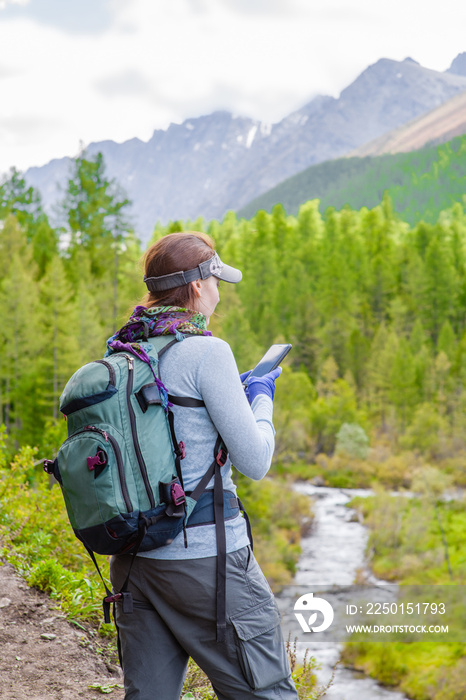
left=216, top=448, right=227, bottom=467
left=171, top=482, right=186, bottom=506
left=87, top=449, right=107, bottom=471
left=104, top=592, right=122, bottom=604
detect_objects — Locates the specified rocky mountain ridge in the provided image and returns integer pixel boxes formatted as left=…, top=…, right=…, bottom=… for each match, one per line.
left=349, top=89, right=466, bottom=157
left=25, top=53, right=466, bottom=240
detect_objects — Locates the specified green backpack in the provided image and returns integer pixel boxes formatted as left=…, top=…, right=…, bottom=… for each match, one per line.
left=44, top=334, right=232, bottom=626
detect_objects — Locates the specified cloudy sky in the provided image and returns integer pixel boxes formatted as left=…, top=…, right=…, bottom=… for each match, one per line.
left=1, top=0, right=465, bottom=175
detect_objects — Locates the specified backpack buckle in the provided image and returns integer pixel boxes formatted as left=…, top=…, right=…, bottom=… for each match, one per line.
left=87, top=449, right=108, bottom=471
left=43, top=459, right=55, bottom=475
left=216, top=448, right=227, bottom=467
left=104, top=591, right=134, bottom=614
left=104, top=592, right=122, bottom=604
left=171, top=482, right=186, bottom=506
left=43, top=458, right=62, bottom=485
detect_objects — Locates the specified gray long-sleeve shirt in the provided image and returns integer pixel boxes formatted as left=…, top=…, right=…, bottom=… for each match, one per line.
left=138, top=334, right=275, bottom=560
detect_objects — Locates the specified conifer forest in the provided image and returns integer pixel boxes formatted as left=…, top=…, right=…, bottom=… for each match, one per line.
left=0, top=153, right=465, bottom=699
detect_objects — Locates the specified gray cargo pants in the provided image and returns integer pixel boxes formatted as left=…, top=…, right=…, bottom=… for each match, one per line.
left=110, top=546, right=298, bottom=700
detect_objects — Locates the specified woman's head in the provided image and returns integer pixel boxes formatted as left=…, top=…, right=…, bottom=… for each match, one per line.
left=142, top=231, right=215, bottom=310
left=141, top=231, right=235, bottom=321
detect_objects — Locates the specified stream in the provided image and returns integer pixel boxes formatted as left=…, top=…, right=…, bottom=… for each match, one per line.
left=276, top=484, right=409, bottom=700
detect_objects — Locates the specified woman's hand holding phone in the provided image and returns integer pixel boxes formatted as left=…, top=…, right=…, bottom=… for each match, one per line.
left=240, top=367, right=282, bottom=404
left=240, top=343, right=290, bottom=403
left=247, top=366, right=282, bottom=403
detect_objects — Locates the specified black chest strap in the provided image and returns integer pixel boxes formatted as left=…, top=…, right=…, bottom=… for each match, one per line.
left=168, top=395, right=205, bottom=408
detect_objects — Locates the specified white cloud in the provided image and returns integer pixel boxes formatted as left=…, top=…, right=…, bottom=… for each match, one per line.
left=0, top=0, right=465, bottom=174
left=0, top=0, right=29, bottom=8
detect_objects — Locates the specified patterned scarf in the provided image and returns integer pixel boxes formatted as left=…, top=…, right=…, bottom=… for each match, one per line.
left=107, top=305, right=212, bottom=348
left=105, top=306, right=212, bottom=412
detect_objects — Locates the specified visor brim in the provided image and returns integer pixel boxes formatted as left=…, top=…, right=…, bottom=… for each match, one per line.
left=213, top=262, right=242, bottom=284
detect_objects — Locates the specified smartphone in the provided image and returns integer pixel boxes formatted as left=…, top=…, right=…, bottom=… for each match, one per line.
left=243, top=344, right=292, bottom=385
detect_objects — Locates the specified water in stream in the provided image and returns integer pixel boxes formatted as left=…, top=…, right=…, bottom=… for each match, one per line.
left=277, top=483, right=409, bottom=700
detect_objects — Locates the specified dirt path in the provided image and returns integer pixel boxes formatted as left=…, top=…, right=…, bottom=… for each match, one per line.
left=0, top=562, right=125, bottom=700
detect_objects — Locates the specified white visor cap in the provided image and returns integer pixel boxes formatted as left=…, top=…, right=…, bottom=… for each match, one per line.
left=144, top=253, right=242, bottom=292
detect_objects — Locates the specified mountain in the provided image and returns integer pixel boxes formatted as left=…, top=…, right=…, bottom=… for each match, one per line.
left=447, top=51, right=466, bottom=76
left=25, top=54, right=466, bottom=240
left=349, top=89, right=466, bottom=157
left=235, top=57, right=466, bottom=202
left=26, top=112, right=266, bottom=235
left=237, top=134, right=466, bottom=226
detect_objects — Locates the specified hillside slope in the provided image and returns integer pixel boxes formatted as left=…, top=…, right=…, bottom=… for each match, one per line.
left=350, top=89, right=466, bottom=157
left=0, top=562, right=123, bottom=700
left=238, top=135, right=466, bottom=225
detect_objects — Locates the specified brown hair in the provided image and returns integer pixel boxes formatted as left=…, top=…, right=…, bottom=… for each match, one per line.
left=141, top=231, right=216, bottom=309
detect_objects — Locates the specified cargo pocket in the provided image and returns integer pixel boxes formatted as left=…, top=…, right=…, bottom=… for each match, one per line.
left=230, top=597, right=290, bottom=691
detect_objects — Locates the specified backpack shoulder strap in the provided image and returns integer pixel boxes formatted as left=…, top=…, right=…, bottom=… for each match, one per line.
left=147, top=335, right=206, bottom=407
left=146, top=334, right=229, bottom=640
left=146, top=335, right=178, bottom=357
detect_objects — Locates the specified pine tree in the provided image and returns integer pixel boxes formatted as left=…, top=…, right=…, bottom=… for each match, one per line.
left=235, top=209, right=280, bottom=344
left=367, top=325, right=397, bottom=427
left=38, top=257, right=80, bottom=419
left=31, top=218, right=58, bottom=278
left=361, top=198, right=397, bottom=326
left=315, top=209, right=360, bottom=373
left=389, top=339, right=419, bottom=427
left=0, top=168, right=43, bottom=235
left=74, top=278, right=106, bottom=365
left=0, top=215, right=28, bottom=278
left=62, top=151, right=132, bottom=279
left=416, top=231, right=457, bottom=344
left=115, top=232, right=145, bottom=327
left=410, top=318, right=428, bottom=355
left=0, top=253, right=41, bottom=442
left=437, top=320, right=456, bottom=361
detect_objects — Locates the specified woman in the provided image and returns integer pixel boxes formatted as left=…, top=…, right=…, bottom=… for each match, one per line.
left=109, top=231, right=298, bottom=700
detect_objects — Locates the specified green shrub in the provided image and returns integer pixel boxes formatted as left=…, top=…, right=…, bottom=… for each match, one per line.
left=335, top=422, right=370, bottom=459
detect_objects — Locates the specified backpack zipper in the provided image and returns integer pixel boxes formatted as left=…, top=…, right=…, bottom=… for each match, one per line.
left=125, top=355, right=156, bottom=509
left=76, top=425, right=133, bottom=513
